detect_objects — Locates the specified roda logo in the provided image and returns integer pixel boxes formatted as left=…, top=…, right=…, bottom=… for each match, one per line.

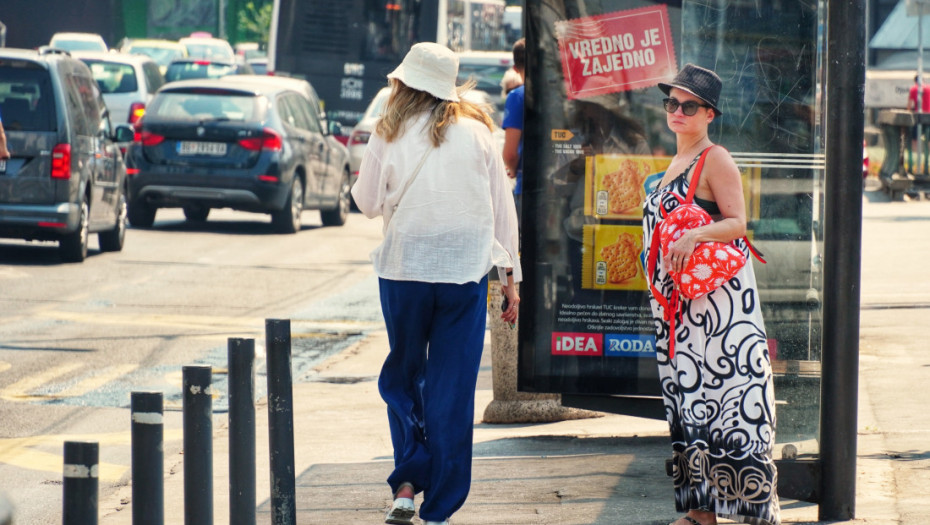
left=604, top=334, right=657, bottom=358
left=551, top=332, right=603, bottom=356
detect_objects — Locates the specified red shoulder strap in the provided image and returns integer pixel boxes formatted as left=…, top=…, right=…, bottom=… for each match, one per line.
left=684, top=146, right=716, bottom=204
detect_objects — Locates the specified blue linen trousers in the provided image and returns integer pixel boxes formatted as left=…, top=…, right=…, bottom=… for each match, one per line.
left=378, top=276, right=488, bottom=522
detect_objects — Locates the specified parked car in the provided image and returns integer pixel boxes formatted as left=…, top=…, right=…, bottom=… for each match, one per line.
left=164, top=58, right=254, bottom=82
left=348, top=86, right=498, bottom=180
left=72, top=51, right=165, bottom=126
left=49, top=32, right=108, bottom=53
left=178, top=36, right=236, bottom=62
left=348, top=86, right=391, bottom=181
left=247, top=57, right=269, bottom=75
left=456, top=50, right=513, bottom=121
left=125, top=79, right=352, bottom=232
left=0, top=47, right=134, bottom=262
left=122, top=38, right=188, bottom=75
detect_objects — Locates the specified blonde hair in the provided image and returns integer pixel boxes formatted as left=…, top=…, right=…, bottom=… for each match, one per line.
left=376, top=78, right=493, bottom=147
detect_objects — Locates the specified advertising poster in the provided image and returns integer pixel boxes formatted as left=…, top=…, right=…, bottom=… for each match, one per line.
left=519, top=0, right=823, bottom=409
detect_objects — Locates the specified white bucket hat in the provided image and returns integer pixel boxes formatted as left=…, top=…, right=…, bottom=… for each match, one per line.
left=387, top=42, right=460, bottom=102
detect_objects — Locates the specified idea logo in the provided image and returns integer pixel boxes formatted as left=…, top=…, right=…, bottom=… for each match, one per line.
left=552, top=332, right=603, bottom=356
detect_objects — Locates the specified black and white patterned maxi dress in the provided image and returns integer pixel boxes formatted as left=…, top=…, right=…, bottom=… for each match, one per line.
left=642, top=167, right=780, bottom=525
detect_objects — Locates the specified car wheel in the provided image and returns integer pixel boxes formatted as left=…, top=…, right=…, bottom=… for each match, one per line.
left=98, top=190, right=127, bottom=252
left=128, top=199, right=156, bottom=228
left=60, top=199, right=89, bottom=263
left=183, top=205, right=210, bottom=222
left=272, top=176, right=303, bottom=234
left=320, top=170, right=351, bottom=227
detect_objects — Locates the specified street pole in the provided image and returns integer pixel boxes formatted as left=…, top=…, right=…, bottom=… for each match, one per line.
left=821, top=0, right=864, bottom=520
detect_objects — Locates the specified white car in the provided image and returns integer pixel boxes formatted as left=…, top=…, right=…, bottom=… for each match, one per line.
left=49, top=32, right=108, bottom=53
left=72, top=51, right=165, bottom=125
left=456, top=50, right=514, bottom=121
left=348, top=86, right=502, bottom=179
left=179, top=36, right=236, bottom=62
left=347, top=87, right=391, bottom=179
left=122, top=39, right=188, bottom=75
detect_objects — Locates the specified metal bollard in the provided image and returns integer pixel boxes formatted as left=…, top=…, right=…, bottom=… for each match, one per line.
left=0, top=491, right=12, bottom=525
left=131, top=391, right=164, bottom=525
left=182, top=365, right=213, bottom=525
left=63, top=441, right=98, bottom=525
left=265, top=319, right=296, bottom=525
left=228, top=338, right=256, bottom=525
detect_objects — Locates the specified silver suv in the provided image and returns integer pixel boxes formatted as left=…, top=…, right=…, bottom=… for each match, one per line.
left=0, top=47, right=135, bottom=262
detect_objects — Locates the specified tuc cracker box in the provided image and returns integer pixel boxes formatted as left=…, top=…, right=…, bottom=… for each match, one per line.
left=583, top=154, right=664, bottom=219
left=581, top=224, right=647, bottom=291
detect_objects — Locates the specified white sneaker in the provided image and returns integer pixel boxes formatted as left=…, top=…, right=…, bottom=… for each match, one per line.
left=424, top=521, right=449, bottom=525
left=384, top=497, right=415, bottom=525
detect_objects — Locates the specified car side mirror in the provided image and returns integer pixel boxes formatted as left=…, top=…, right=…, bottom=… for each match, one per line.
left=114, top=124, right=135, bottom=143
left=328, top=120, right=344, bottom=137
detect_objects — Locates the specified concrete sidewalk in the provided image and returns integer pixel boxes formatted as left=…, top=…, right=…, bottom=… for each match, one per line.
left=97, top=188, right=925, bottom=524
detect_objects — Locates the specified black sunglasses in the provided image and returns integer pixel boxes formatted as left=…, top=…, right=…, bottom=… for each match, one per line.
left=663, top=97, right=711, bottom=116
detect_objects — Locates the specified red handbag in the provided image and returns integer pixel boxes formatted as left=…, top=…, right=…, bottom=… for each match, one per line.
left=647, top=146, right=765, bottom=357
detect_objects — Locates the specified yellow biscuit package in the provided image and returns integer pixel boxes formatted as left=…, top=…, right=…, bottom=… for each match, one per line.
left=581, top=225, right=647, bottom=291
left=583, top=155, right=659, bottom=219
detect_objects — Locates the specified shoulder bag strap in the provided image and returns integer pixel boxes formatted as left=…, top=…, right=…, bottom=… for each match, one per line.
left=392, top=145, right=433, bottom=213
left=686, top=145, right=767, bottom=264
left=683, top=145, right=716, bottom=205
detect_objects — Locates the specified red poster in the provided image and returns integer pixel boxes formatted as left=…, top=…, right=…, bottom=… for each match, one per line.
left=556, top=5, right=676, bottom=99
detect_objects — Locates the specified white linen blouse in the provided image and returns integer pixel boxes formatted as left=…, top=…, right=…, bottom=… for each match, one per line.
left=351, top=111, right=522, bottom=285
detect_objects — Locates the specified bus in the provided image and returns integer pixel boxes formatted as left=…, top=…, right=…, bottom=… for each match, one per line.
left=269, top=0, right=512, bottom=130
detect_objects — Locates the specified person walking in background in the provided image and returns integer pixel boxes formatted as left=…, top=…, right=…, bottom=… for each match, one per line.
left=907, top=74, right=930, bottom=113
left=0, top=107, right=10, bottom=160
left=907, top=74, right=930, bottom=168
left=642, top=64, right=780, bottom=525
left=351, top=42, right=521, bottom=525
left=501, top=38, right=525, bottom=222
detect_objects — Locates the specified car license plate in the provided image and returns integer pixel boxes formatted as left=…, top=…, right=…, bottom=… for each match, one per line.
left=178, top=141, right=227, bottom=156
left=0, top=160, right=5, bottom=174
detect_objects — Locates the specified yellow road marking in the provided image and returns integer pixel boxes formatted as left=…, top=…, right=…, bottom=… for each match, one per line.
left=0, top=429, right=183, bottom=482
left=36, top=310, right=264, bottom=332
left=56, top=364, right=139, bottom=398
left=0, top=363, right=83, bottom=401
left=0, top=364, right=139, bottom=402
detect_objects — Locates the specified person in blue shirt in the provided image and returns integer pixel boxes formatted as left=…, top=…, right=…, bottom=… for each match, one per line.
left=501, top=38, right=525, bottom=222
left=0, top=107, right=10, bottom=160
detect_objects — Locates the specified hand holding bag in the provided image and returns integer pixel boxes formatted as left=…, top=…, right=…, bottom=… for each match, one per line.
left=647, top=146, right=765, bottom=357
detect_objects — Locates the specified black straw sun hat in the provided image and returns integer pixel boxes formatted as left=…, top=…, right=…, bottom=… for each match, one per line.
left=658, top=63, right=723, bottom=115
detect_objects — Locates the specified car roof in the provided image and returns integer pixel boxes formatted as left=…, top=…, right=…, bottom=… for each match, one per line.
left=157, top=78, right=288, bottom=97
left=0, top=46, right=77, bottom=65
left=179, top=36, right=233, bottom=46
left=455, top=50, right=513, bottom=65
left=128, top=39, right=184, bottom=48
left=168, top=57, right=236, bottom=66
left=51, top=32, right=105, bottom=41
left=71, top=50, right=157, bottom=66
left=219, top=75, right=316, bottom=100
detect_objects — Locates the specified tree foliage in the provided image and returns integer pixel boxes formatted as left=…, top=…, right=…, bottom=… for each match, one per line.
left=237, top=1, right=273, bottom=46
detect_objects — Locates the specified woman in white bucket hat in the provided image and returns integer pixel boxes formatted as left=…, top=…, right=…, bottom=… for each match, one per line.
left=352, top=42, right=521, bottom=525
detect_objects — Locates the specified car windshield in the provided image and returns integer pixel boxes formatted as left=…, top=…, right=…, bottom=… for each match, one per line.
left=52, top=39, right=106, bottom=52
left=165, top=62, right=236, bottom=82
left=183, top=42, right=234, bottom=61
left=0, top=66, right=55, bottom=132
left=129, top=46, right=185, bottom=66
left=84, top=61, right=138, bottom=94
left=363, top=89, right=390, bottom=121
left=457, top=62, right=511, bottom=93
left=148, top=92, right=260, bottom=122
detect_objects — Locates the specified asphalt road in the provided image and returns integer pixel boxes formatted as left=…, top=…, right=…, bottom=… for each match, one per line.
left=0, top=207, right=385, bottom=525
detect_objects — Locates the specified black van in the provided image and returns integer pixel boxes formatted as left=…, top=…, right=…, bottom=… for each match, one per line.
left=0, top=47, right=134, bottom=262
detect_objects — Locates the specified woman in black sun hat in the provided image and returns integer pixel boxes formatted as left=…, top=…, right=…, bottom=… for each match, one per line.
left=642, top=63, right=780, bottom=525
